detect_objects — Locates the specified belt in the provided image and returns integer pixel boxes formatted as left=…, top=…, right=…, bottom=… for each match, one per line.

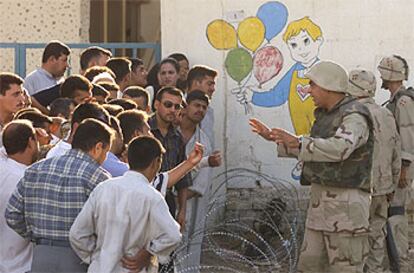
left=35, top=238, right=71, bottom=247
left=388, top=206, right=405, bottom=217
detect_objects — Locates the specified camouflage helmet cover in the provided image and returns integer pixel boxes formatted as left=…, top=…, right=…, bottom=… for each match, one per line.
left=377, top=55, right=409, bottom=81
left=305, top=60, right=348, bottom=93
left=347, top=69, right=377, bottom=97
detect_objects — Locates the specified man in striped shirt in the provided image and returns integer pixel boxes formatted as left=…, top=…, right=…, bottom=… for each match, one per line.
left=5, top=119, right=113, bottom=272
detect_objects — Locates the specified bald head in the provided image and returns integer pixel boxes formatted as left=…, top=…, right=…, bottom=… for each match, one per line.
left=3, top=120, right=36, bottom=156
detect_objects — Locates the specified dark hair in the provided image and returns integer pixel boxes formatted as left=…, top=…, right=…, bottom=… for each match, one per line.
left=0, top=72, right=23, bottom=95
left=98, top=81, right=120, bottom=92
left=49, top=98, right=75, bottom=119
left=128, top=58, right=144, bottom=72
left=117, top=109, right=148, bottom=144
left=108, top=98, right=137, bottom=110
left=106, top=58, right=132, bottom=84
left=187, top=65, right=218, bottom=87
left=42, top=40, right=70, bottom=63
left=103, top=104, right=123, bottom=116
left=84, top=66, right=116, bottom=82
left=159, top=58, right=180, bottom=74
left=60, top=75, right=92, bottom=99
left=155, top=86, right=183, bottom=101
left=123, top=86, right=149, bottom=106
left=186, top=90, right=210, bottom=106
left=72, top=118, right=113, bottom=152
left=128, top=136, right=165, bottom=170
left=168, top=53, right=189, bottom=63
left=2, top=120, right=36, bottom=155
left=80, top=46, right=112, bottom=71
left=71, top=102, right=110, bottom=127
left=16, top=111, right=53, bottom=129
left=14, top=107, right=41, bottom=117
left=146, top=63, right=160, bottom=89
left=92, top=84, right=109, bottom=98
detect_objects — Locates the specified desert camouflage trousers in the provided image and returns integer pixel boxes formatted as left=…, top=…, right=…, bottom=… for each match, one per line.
left=386, top=183, right=411, bottom=273
left=364, top=195, right=388, bottom=273
left=297, top=228, right=369, bottom=273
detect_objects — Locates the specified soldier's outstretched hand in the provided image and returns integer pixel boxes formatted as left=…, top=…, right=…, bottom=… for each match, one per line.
left=249, top=118, right=275, bottom=141
left=270, top=128, right=300, bottom=149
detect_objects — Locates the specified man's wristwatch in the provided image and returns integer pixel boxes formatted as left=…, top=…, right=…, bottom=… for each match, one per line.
left=298, top=136, right=304, bottom=150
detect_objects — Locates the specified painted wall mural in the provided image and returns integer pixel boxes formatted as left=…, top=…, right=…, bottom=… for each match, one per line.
left=206, top=1, right=324, bottom=180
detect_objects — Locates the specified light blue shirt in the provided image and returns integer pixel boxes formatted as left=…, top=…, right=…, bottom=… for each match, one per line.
left=24, top=68, right=64, bottom=96
left=102, top=152, right=129, bottom=177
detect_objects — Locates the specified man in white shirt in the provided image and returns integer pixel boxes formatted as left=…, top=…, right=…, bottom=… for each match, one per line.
left=187, top=65, right=218, bottom=148
left=70, top=136, right=182, bottom=273
left=24, top=41, right=70, bottom=96
left=0, top=120, right=39, bottom=272
left=176, top=90, right=221, bottom=271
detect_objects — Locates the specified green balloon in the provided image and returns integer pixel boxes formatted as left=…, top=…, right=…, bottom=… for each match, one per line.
left=225, top=48, right=253, bottom=83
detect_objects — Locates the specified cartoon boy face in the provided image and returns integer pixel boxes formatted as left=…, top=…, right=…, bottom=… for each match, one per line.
left=287, top=30, right=323, bottom=67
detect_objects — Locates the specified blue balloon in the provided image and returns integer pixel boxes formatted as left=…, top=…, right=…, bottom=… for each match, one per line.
left=257, top=1, right=288, bottom=41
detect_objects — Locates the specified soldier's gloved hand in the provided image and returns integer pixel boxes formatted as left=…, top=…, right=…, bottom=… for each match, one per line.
left=398, top=166, right=409, bottom=188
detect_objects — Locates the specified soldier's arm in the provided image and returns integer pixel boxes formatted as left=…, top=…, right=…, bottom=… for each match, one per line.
left=299, top=113, right=369, bottom=162
left=395, top=96, right=414, bottom=164
left=392, top=132, right=402, bottom=186
left=277, top=143, right=300, bottom=158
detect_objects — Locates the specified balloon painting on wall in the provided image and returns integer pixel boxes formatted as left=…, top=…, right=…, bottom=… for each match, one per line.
left=207, top=2, right=325, bottom=181
left=206, top=1, right=289, bottom=113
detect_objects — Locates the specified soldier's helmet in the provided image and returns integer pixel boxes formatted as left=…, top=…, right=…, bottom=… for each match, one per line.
left=377, top=55, right=409, bottom=81
left=305, top=60, right=348, bottom=93
left=347, top=69, right=377, bottom=98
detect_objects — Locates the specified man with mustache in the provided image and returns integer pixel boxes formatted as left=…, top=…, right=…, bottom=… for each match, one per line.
left=149, top=87, right=190, bottom=272
left=0, top=73, right=26, bottom=147
left=250, top=61, right=373, bottom=273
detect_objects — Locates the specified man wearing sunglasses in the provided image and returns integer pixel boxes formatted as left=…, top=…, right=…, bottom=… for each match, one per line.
left=149, top=87, right=190, bottom=231
left=149, top=87, right=190, bottom=272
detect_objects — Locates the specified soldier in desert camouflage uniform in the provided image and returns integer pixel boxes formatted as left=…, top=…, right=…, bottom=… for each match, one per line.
left=347, top=69, right=401, bottom=273
left=378, top=55, right=414, bottom=273
left=250, top=61, right=374, bottom=273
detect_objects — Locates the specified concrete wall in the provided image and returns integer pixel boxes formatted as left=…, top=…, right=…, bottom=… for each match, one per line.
left=0, top=0, right=90, bottom=75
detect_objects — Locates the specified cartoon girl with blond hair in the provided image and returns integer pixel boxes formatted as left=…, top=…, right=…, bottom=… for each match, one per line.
left=251, top=17, right=323, bottom=136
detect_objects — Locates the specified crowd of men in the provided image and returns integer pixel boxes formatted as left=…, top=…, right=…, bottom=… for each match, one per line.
left=251, top=58, right=414, bottom=273
left=0, top=40, right=222, bottom=273
left=0, top=39, right=414, bottom=273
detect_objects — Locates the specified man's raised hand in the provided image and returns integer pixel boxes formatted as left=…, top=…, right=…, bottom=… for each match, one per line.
left=188, top=142, right=204, bottom=166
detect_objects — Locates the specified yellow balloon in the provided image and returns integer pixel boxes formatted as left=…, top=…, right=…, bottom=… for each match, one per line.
left=238, top=17, right=265, bottom=52
left=206, top=20, right=237, bottom=50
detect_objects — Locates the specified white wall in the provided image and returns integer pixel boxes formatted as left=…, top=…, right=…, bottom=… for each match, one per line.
left=160, top=0, right=414, bottom=189
left=0, top=0, right=90, bottom=75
